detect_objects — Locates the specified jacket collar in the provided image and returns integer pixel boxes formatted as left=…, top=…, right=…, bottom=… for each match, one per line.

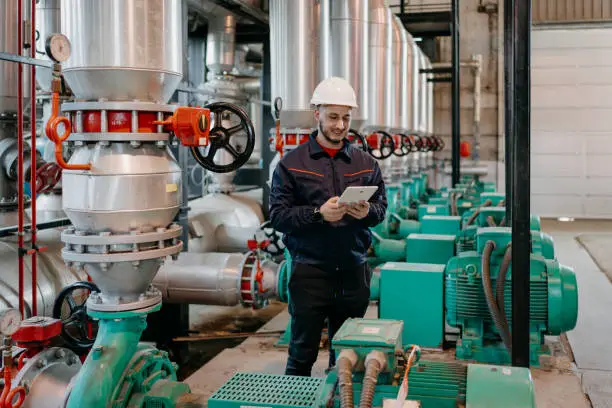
left=307, top=131, right=352, bottom=162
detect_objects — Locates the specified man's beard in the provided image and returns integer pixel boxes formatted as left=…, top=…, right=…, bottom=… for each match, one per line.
left=319, top=122, right=344, bottom=146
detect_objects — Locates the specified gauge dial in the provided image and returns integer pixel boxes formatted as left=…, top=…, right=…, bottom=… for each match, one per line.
left=0, top=308, right=21, bottom=336
left=45, top=33, right=71, bottom=63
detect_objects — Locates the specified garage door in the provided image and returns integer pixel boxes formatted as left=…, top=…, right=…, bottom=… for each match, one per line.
left=532, top=26, right=612, bottom=218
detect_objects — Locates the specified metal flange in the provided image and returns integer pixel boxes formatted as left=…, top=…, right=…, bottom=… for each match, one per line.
left=62, top=224, right=182, bottom=246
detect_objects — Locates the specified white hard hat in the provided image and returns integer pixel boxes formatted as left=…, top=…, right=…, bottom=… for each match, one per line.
left=310, top=77, right=358, bottom=108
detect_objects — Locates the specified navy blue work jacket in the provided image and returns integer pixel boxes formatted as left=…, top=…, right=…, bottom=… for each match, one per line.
left=269, top=133, right=387, bottom=267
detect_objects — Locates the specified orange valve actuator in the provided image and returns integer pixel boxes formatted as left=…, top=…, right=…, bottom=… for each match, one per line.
left=154, top=107, right=211, bottom=147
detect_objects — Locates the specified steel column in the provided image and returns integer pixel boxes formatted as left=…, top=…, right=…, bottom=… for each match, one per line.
left=510, top=0, right=531, bottom=368
left=451, top=0, right=460, bottom=187
left=504, top=0, right=514, bottom=222
left=261, top=35, right=274, bottom=219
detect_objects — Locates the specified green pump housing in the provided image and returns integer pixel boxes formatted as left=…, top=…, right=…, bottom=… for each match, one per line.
left=209, top=319, right=536, bottom=408
left=379, top=228, right=578, bottom=366
left=446, top=228, right=578, bottom=366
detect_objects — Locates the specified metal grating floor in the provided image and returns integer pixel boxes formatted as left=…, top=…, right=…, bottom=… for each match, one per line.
left=209, top=373, right=324, bottom=408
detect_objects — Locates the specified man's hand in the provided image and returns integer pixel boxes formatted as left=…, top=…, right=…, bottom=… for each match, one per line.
left=320, top=196, right=347, bottom=222
left=347, top=201, right=370, bottom=220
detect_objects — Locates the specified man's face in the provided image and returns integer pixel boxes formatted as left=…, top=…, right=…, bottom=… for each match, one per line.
left=314, top=105, right=352, bottom=145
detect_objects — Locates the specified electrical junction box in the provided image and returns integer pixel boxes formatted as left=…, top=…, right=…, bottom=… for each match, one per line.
left=406, top=234, right=455, bottom=265
left=420, top=215, right=461, bottom=235
left=417, top=204, right=449, bottom=220
left=379, top=262, right=444, bottom=348
left=331, top=318, right=403, bottom=373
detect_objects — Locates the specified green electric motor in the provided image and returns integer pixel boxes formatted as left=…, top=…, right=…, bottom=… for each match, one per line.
left=446, top=228, right=578, bottom=366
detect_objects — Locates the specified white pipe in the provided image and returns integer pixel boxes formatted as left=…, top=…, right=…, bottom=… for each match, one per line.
left=431, top=55, right=483, bottom=161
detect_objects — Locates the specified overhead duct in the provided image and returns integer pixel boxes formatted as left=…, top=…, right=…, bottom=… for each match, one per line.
left=366, top=0, right=390, bottom=130
left=329, top=0, right=369, bottom=129
left=269, top=0, right=323, bottom=128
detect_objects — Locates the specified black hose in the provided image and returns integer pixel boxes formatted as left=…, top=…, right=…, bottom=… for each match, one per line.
left=496, top=244, right=513, bottom=356
left=337, top=356, right=354, bottom=408
left=359, top=359, right=383, bottom=408
left=481, top=241, right=513, bottom=353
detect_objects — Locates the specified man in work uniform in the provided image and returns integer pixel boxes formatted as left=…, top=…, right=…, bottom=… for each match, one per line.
left=269, top=77, right=388, bottom=376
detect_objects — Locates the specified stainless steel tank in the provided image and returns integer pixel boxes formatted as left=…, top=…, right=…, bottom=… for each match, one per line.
left=366, top=0, right=389, bottom=130
left=60, top=0, right=183, bottom=103
left=389, top=15, right=402, bottom=131
left=397, top=18, right=414, bottom=132
left=1, top=0, right=31, bottom=114
left=59, top=0, right=184, bottom=310
left=35, top=0, right=61, bottom=92
left=269, top=0, right=322, bottom=128
left=329, top=0, right=369, bottom=129
left=62, top=143, right=181, bottom=232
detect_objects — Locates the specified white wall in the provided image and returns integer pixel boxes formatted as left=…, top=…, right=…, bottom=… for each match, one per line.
left=530, top=25, right=612, bottom=218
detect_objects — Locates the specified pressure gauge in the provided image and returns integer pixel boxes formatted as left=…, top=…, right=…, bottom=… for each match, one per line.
left=45, top=33, right=71, bottom=63
left=0, top=308, right=21, bottom=336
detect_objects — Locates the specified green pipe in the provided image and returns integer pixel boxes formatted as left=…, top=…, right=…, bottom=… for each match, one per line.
left=66, top=309, right=153, bottom=408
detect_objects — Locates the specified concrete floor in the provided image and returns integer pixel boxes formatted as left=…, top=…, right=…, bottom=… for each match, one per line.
left=184, top=219, right=611, bottom=407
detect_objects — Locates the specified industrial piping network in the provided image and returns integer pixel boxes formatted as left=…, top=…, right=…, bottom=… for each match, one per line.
left=0, top=0, right=572, bottom=407
left=0, top=0, right=276, bottom=406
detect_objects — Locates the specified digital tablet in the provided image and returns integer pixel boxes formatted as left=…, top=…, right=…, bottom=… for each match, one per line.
left=337, top=186, right=378, bottom=204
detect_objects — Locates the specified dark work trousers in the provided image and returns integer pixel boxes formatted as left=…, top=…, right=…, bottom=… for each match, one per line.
left=285, top=262, right=371, bottom=377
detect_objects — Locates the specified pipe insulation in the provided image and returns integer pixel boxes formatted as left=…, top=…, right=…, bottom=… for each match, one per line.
left=153, top=252, right=281, bottom=306
left=329, top=0, right=370, bottom=128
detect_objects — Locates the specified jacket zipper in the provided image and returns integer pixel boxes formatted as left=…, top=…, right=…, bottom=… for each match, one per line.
left=330, top=156, right=339, bottom=195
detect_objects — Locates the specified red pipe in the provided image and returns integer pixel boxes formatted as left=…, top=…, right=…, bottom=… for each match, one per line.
left=30, top=0, right=37, bottom=316
left=17, top=0, right=25, bottom=319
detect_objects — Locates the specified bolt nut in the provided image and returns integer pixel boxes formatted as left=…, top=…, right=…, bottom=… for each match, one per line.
left=55, top=349, right=66, bottom=359
left=156, top=140, right=166, bottom=148
left=100, top=262, right=108, bottom=271
left=130, top=141, right=141, bottom=148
